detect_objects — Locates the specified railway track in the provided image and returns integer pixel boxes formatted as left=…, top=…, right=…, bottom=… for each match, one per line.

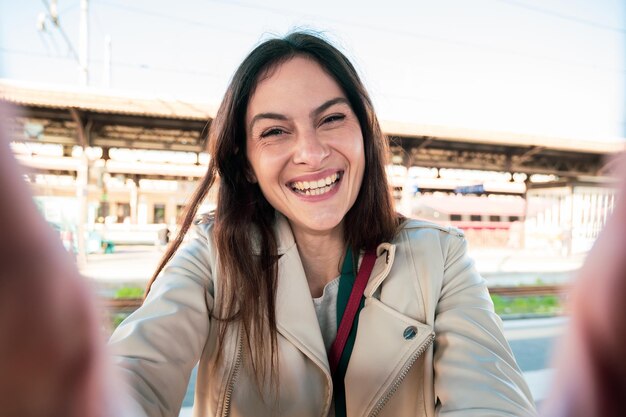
left=102, top=284, right=571, bottom=317
left=488, top=284, right=570, bottom=297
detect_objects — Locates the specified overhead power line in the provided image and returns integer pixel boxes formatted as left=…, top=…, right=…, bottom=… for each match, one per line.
left=493, top=0, right=626, bottom=34
left=89, top=0, right=626, bottom=76
left=40, top=0, right=80, bottom=61
left=0, top=47, right=74, bottom=60
left=202, top=0, right=626, bottom=75
left=0, top=47, right=222, bottom=78
left=95, top=0, right=254, bottom=37
left=8, top=1, right=624, bottom=79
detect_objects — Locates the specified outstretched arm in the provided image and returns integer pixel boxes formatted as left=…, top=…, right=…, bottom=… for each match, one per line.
left=542, top=153, right=626, bottom=417
left=0, top=103, right=106, bottom=417
left=433, top=230, right=536, bottom=416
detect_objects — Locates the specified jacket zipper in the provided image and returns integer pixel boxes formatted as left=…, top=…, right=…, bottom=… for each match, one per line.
left=368, top=332, right=435, bottom=417
left=221, top=326, right=334, bottom=417
left=222, top=326, right=244, bottom=417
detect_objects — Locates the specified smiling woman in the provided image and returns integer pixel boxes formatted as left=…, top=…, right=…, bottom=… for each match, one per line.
left=246, top=58, right=366, bottom=269
left=109, top=31, right=536, bottom=417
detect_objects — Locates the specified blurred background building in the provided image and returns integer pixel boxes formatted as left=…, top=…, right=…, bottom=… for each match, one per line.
left=1, top=79, right=622, bottom=259
left=2, top=1, right=624, bottom=262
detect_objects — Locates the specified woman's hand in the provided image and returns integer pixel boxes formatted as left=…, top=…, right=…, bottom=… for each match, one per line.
left=543, top=153, right=626, bottom=417
left=0, top=103, right=105, bottom=417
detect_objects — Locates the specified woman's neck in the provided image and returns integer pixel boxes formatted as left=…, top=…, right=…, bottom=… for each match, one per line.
left=291, top=224, right=346, bottom=298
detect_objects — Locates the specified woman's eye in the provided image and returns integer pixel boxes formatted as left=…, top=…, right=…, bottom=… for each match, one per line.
left=260, top=128, right=286, bottom=138
left=322, top=114, right=345, bottom=125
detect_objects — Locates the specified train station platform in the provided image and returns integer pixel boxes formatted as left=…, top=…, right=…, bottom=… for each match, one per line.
left=82, top=245, right=586, bottom=294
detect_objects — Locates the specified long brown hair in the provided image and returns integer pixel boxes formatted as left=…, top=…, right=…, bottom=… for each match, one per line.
left=146, top=31, right=401, bottom=388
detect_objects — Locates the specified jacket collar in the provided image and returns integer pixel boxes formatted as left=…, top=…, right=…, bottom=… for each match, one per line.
left=272, top=214, right=330, bottom=371
left=271, top=215, right=400, bottom=406
left=253, top=217, right=436, bottom=415
left=248, top=212, right=297, bottom=256
left=365, top=243, right=396, bottom=297
left=274, top=213, right=298, bottom=255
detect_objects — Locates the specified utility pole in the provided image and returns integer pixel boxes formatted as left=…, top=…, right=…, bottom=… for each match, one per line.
left=103, top=35, right=112, bottom=88
left=76, top=0, right=90, bottom=268
left=38, top=0, right=91, bottom=266
left=38, top=0, right=89, bottom=85
left=79, top=0, right=89, bottom=86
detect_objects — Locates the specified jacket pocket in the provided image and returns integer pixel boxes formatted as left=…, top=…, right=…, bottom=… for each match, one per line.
left=345, top=298, right=434, bottom=416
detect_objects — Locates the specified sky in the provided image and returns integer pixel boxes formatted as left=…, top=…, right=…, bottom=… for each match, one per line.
left=1, top=0, right=624, bottom=141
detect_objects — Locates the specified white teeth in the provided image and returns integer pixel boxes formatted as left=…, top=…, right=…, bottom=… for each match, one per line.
left=291, top=172, right=340, bottom=192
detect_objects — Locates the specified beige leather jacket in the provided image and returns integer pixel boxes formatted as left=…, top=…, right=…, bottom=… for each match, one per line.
left=110, top=216, right=536, bottom=417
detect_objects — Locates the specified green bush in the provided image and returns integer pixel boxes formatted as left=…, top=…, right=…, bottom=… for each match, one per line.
left=111, top=313, right=129, bottom=328
left=490, top=294, right=562, bottom=316
left=114, top=286, right=144, bottom=299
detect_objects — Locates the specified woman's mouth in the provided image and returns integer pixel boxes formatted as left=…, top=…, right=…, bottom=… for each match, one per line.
left=289, top=171, right=342, bottom=196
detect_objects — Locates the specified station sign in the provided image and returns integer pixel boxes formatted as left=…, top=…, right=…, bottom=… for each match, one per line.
left=454, top=184, right=485, bottom=194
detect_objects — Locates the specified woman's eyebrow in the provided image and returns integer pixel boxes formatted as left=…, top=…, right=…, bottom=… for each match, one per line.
left=310, top=97, right=350, bottom=119
left=248, top=112, right=289, bottom=132
left=248, top=97, right=349, bottom=132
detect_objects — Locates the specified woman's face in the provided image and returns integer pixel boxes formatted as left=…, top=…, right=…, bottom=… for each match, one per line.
left=245, top=56, right=365, bottom=237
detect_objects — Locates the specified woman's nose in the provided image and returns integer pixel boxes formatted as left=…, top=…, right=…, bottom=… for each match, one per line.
left=292, top=129, right=330, bottom=167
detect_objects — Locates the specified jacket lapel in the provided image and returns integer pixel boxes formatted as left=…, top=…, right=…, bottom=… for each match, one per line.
left=272, top=215, right=332, bottom=377
left=274, top=245, right=331, bottom=374
left=271, top=216, right=433, bottom=417
left=364, top=243, right=396, bottom=296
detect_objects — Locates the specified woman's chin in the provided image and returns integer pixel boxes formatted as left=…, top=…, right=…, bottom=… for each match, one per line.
left=286, top=215, right=344, bottom=237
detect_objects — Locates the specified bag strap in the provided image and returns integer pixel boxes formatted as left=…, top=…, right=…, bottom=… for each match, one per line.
left=328, top=248, right=377, bottom=375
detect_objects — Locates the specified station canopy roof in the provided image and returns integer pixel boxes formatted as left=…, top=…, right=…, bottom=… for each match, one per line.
left=2, top=79, right=624, bottom=178
left=0, top=79, right=216, bottom=120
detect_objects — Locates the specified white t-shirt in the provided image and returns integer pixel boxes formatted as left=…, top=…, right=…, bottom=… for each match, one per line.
left=312, top=276, right=340, bottom=352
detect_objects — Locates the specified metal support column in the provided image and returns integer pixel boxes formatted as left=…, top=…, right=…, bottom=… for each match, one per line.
left=130, top=176, right=138, bottom=225
left=76, top=151, right=89, bottom=267
left=70, top=108, right=91, bottom=268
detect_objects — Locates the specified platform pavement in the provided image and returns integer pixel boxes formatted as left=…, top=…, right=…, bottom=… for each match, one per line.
left=81, top=245, right=586, bottom=292
left=470, top=247, right=586, bottom=286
